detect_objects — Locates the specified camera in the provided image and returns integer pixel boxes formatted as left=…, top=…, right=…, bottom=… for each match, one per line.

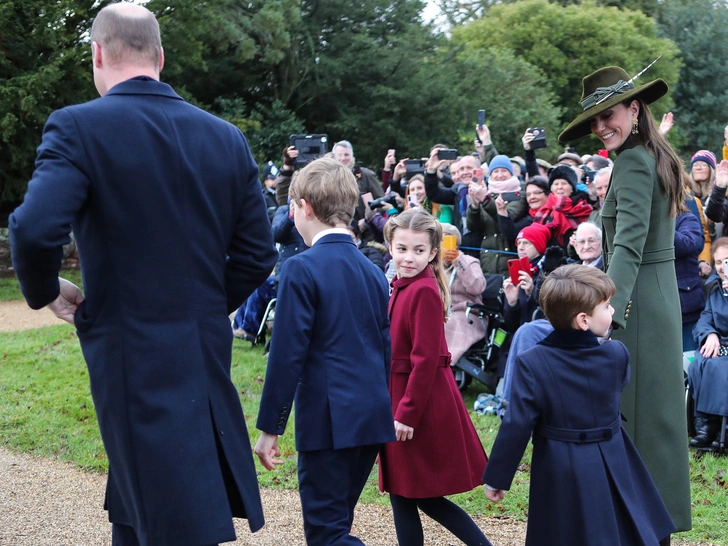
left=527, top=128, right=547, bottom=149
left=405, top=159, right=426, bottom=178
left=437, top=149, right=458, bottom=161
left=580, top=164, right=599, bottom=184
left=289, top=134, right=328, bottom=166
left=368, top=194, right=399, bottom=209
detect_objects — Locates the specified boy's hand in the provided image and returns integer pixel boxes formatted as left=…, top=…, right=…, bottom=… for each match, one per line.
left=254, top=432, right=284, bottom=470
left=394, top=420, right=414, bottom=441
left=484, top=486, right=505, bottom=502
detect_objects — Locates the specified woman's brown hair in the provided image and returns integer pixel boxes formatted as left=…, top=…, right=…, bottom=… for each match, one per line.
left=629, top=98, right=684, bottom=218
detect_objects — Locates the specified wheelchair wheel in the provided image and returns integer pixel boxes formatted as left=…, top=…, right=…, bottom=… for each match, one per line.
left=685, top=379, right=696, bottom=438
left=452, top=368, right=472, bottom=391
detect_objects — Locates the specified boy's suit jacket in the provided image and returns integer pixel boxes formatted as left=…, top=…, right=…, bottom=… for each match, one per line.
left=257, top=234, right=396, bottom=451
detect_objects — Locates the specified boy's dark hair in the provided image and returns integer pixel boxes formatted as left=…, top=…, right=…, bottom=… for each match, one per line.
left=289, top=156, right=359, bottom=226
left=539, top=264, right=616, bottom=329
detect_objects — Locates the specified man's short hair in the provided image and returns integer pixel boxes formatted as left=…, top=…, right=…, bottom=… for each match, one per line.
left=588, top=155, right=611, bottom=170
left=575, top=221, right=602, bottom=241
left=539, top=264, right=615, bottom=329
left=595, top=166, right=612, bottom=180
left=289, top=157, right=359, bottom=226
left=90, top=5, right=162, bottom=68
left=333, top=140, right=354, bottom=154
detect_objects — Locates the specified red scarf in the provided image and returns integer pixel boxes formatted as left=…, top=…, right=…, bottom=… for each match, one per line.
left=532, top=194, right=593, bottom=245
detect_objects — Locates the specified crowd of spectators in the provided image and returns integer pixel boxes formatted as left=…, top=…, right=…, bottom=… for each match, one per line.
left=234, top=120, right=728, bottom=451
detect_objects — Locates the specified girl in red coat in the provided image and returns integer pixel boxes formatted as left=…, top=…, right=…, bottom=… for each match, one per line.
left=381, top=208, right=491, bottom=546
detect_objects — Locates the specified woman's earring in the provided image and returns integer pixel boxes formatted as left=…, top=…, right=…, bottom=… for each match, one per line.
left=631, top=117, right=639, bottom=135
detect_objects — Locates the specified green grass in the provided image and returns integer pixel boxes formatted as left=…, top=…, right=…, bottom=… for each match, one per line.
left=0, top=269, right=83, bottom=302
left=0, top=325, right=726, bottom=543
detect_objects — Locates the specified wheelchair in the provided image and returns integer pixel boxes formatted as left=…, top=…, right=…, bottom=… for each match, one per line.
left=452, top=274, right=507, bottom=392
left=252, top=297, right=276, bottom=355
left=684, top=351, right=727, bottom=455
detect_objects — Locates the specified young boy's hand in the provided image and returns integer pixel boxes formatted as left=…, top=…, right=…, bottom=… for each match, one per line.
left=484, top=486, right=505, bottom=503
left=254, top=432, right=285, bottom=470
left=394, top=420, right=414, bottom=441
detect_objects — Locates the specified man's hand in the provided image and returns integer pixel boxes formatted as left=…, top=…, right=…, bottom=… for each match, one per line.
left=659, top=112, right=674, bottom=135
left=716, top=160, right=728, bottom=189
left=484, top=486, right=505, bottom=503
left=47, top=277, right=84, bottom=326
left=522, top=129, right=535, bottom=151
left=476, top=124, right=492, bottom=146
left=502, top=277, right=519, bottom=307
left=469, top=181, right=488, bottom=206
left=393, top=158, right=409, bottom=182
left=282, top=146, right=299, bottom=168
left=254, top=432, right=285, bottom=471
left=425, top=149, right=447, bottom=175
left=383, top=150, right=396, bottom=171
left=394, top=420, right=414, bottom=441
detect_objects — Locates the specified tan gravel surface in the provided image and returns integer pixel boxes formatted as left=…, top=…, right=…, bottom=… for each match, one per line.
left=0, top=446, right=527, bottom=545
left=0, top=300, right=65, bottom=331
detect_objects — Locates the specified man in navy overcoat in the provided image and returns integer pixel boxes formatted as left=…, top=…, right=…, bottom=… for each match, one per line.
left=9, top=4, right=278, bottom=546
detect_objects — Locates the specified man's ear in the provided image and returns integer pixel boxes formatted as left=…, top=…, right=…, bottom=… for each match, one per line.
left=158, top=47, right=164, bottom=73
left=574, top=312, right=590, bottom=331
left=91, top=41, right=103, bottom=68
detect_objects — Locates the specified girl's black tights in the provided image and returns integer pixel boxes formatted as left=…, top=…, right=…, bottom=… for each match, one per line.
left=389, top=493, right=492, bottom=546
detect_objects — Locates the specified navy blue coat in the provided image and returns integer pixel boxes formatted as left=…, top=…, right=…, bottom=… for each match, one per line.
left=690, top=288, right=728, bottom=417
left=674, top=211, right=705, bottom=324
left=9, top=77, right=278, bottom=545
left=484, top=329, right=674, bottom=545
left=257, top=234, right=395, bottom=451
left=271, top=205, right=306, bottom=274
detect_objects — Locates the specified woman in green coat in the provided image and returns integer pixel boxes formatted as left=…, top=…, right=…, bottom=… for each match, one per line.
left=559, top=66, right=691, bottom=541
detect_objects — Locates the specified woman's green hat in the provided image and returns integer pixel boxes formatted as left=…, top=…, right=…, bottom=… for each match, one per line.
left=558, top=66, right=668, bottom=144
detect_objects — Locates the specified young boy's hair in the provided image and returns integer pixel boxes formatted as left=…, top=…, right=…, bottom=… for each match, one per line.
left=384, top=209, right=451, bottom=322
left=539, top=264, right=616, bottom=329
left=289, top=157, right=359, bottom=226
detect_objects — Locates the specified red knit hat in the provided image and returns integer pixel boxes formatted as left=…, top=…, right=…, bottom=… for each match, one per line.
left=517, top=223, right=551, bottom=255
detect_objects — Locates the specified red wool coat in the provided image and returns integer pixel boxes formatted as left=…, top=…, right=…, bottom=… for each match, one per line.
left=379, top=266, right=488, bottom=498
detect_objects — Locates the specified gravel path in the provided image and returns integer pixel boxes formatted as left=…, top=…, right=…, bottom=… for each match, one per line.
left=0, top=446, right=527, bottom=545
left=0, top=300, right=65, bottom=332
left=0, top=300, right=717, bottom=545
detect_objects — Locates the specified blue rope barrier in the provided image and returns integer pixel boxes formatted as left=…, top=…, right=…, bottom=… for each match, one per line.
left=458, top=246, right=519, bottom=256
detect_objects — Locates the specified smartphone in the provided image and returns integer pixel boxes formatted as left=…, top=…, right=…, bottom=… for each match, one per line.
left=437, top=149, right=458, bottom=160
left=598, top=149, right=609, bottom=159
left=442, top=234, right=457, bottom=251
left=507, top=256, right=530, bottom=285
left=407, top=194, right=419, bottom=208
left=476, top=110, right=487, bottom=144
left=501, top=191, right=521, bottom=202
left=388, top=148, right=395, bottom=156
left=472, top=168, right=484, bottom=183
left=527, top=128, right=548, bottom=149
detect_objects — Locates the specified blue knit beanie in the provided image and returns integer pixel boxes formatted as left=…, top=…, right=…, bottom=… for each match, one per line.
left=488, top=155, right=514, bottom=176
left=690, top=150, right=716, bottom=171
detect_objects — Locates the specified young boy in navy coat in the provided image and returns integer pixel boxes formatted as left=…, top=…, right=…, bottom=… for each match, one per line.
left=255, top=157, right=396, bottom=545
left=483, top=264, right=674, bottom=546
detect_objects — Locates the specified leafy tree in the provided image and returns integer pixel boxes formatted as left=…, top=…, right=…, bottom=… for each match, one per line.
left=450, top=48, right=563, bottom=161
left=657, top=0, right=728, bottom=157
left=0, top=0, right=112, bottom=204
left=437, top=0, right=660, bottom=27
left=451, top=0, right=680, bottom=152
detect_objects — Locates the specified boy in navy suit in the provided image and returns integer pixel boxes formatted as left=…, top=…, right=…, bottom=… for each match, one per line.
left=255, top=157, right=396, bottom=545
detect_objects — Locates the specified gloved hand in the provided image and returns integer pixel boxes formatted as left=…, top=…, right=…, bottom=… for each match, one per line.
left=541, top=245, right=568, bottom=274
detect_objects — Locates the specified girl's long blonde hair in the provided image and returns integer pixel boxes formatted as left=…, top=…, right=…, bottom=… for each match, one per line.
left=384, top=208, right=451, bottom=323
